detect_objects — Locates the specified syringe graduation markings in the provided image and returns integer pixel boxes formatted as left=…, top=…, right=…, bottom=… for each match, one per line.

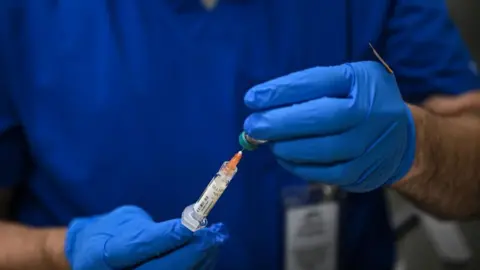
left=181, top=151, right=243, bottom=231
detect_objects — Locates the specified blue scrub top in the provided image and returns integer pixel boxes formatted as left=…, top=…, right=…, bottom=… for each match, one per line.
left=0, top=0, right=478, bottom=269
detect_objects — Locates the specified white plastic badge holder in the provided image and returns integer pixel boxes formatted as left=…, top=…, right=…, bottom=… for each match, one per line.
left=283, top=184, right=341, bottom=270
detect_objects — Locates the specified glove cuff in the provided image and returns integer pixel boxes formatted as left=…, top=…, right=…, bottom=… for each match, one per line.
left=386, top=105, right=416, bottom=185
left=64, top=217, right=96, bottom=267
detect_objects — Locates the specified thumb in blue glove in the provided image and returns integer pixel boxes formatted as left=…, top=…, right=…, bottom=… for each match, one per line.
left=65, top=205, right=228, bottom=270
left=135, top=223, right=226, bottom=270
left=243, top=61, right=416, bottom=192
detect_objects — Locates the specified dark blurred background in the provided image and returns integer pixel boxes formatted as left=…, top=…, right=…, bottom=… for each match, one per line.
left=447, top=0, right=480, bottom=62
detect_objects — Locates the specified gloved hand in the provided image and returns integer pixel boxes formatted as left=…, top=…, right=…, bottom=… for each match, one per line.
left=65, top=205, right=228, bottom=270
left=243, top=61, right=416, bottom=192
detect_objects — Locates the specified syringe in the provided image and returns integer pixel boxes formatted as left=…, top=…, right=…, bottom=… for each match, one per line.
left=181, top=151, right=243, bottom=231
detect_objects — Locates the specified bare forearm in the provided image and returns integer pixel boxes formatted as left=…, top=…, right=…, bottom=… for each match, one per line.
left=0, top=222, right=69, bottom=270
left=393, top=105, right=480, bottom=220
left=0, top=190, right=68, bottom=270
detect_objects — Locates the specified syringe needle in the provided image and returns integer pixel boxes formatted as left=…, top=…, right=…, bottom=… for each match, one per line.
left=369, top=42, right=393, bottom=74
left=225, top=151, right=242, bottom=171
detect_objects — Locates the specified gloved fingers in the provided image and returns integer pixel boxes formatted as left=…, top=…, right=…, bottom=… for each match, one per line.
left=244, top=98, right=363, bottom=141
left=244, top=65, right=353, bottom=110
left=276, top=123, right=404, bottom=189
left=134, top=223, right=227, bottom=270
left=270, top=131, right=366, bottom=164
left=65, top=218, right=112, bottom=268
left=277, top=159, right=358, bottom=186
left=337, top=158, right=391, bottom=192
left=106, top=205, right=153, bottom=222
left=347, top=61, right=395, bottom=84
left=205, top=222, right=229, bottom=243
left=105, top=219, right=193, bottom=268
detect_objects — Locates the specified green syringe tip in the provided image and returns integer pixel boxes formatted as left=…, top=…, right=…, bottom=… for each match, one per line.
left=239, top=131, right=258, bottom=151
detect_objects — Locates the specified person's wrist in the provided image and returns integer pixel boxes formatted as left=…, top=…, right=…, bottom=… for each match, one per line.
left=41, top=228, right=70, bottom=270
left=392, top=104, right=436, bottom=188
left=385, top=104, right=417, bottom=185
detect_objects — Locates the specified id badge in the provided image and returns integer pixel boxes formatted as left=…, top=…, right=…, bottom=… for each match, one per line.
left=283, top=184, right=341, bottom=270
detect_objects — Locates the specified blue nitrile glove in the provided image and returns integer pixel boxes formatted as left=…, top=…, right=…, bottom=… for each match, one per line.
left=65, top=206, right=228, bottom=270
left=243, top=61, right=416, bottom=192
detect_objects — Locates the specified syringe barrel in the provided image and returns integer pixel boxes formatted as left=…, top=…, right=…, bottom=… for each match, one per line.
left=181, top=161, right=237, bottom=232
left=193, top=162, right=237, bottom=217
left=239, top=131, right=268, bottom=151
